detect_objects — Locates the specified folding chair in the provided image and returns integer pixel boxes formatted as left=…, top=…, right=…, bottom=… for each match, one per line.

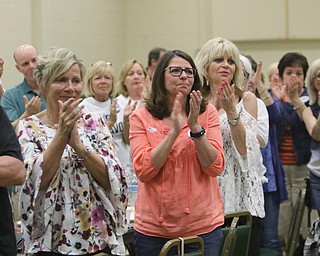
left=219, top=211, right=252, bottom=256
left=261, top=179, right=307, bottom=256
left=159, top=235, right=204, bottom=256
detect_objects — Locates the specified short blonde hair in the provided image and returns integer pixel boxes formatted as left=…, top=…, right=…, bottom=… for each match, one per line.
left=267, top=62, right=279, bottom=84
left=117, top=59, right=147, bottom=97
left=306, top=58, right=320, bottom=105
left=84, top=61, right=117, bottom=98
left=195, top=37, right=244, bottom=97
left=34, top=47, right=86, bottom=93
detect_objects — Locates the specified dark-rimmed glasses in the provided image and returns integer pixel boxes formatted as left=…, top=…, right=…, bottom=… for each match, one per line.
left=165, top=66, right=196, bottom=78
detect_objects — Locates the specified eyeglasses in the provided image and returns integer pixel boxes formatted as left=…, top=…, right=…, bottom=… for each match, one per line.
left=313, top=74, right=320, bottom=81
left=165, top=66, right=196, bottom=78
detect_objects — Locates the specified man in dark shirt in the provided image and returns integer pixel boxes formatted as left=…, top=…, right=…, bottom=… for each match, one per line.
left=0, top=106, right=25, bottom=255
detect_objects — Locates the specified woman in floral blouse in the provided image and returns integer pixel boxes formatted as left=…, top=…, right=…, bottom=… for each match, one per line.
left=17, top=48, right=128, bottom=255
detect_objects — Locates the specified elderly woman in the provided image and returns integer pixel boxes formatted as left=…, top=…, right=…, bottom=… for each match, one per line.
left=285, top=58, right=320, bottom=217
left=81, top=60, right=117, bottom=130
left=17, top=48, right=128, bottom=255
left=195, top=37, right=266, bottom=256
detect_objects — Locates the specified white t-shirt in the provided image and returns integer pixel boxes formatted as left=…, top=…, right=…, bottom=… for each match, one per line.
left=257, top=98, right=269, bottom=148
left=80, top=96, right=132, bottom=170
left=80, top=96, right=112, bottom=121
left=109, top=95, right=132, bottom=172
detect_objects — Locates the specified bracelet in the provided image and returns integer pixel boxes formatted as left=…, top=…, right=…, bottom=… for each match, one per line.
left=293, top=103, right=305, bottom=110
left=188, top=127, right=206, bottom=139
left=78, top=148, right=93, bottom=161
left=260, top=93, right=270, bottom=100
left=228, top=114, right=240, bottom=126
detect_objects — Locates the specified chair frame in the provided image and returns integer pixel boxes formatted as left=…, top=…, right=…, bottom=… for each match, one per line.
left=260, top=179, right=307, bottom=256
left=220, top=211, right=252, bottom=256
left=286, top=181, right=307, bottom=255
left=159, top=235, right=204, bottom=256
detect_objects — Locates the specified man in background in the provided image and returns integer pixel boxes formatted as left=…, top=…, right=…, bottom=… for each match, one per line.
left=146, top=47, right=166, bottom=80
left=0, top=44, right=46, bottom=129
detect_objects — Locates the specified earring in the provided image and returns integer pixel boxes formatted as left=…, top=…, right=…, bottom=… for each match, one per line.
left=206, top=78, right=210, bottom=87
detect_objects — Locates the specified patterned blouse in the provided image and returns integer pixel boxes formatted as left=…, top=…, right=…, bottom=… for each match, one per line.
left=17, top=113, right=128, bottom=255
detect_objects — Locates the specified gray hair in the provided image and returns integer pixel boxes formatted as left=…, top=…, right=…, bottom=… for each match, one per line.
left=306, top=58, right=320, bottom=105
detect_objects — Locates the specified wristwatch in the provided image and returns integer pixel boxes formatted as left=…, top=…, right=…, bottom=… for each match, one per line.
left=228, top=115, right=240, bottom=126
left=188, top=127, right=206, bottom=139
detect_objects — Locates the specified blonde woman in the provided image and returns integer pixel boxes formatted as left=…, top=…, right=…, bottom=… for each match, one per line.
left=81, top=60, right=117, bottom=129
left=18, top=48, right=128, bottom=255
left=115, top=59, right=149, bottom=174
left=195, top=37, right=266, bottom=256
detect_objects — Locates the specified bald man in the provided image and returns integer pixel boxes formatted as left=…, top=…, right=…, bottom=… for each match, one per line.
left=0, top=44, right=47, bottom=128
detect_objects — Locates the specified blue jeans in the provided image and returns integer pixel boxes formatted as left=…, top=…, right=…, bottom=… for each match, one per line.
left=310, top=171, right=320, bottom=211
left=134, top=227, right=223, bottom=256
left=261, top=192, right=282, bottom=256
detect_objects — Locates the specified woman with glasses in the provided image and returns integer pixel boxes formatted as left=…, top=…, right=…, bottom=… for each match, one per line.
left=17, top=48, right=128, bottom=255
left=81, top=60, right=117, bottom=130
left=129, top=50, right=225, bottom=255
left=195, top=37, right=266, bottom=256
left=285, top=58, right=320, bottom=218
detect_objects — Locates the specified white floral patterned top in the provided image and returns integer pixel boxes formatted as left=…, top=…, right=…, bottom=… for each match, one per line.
left=18, top=112, right=128, bottom=255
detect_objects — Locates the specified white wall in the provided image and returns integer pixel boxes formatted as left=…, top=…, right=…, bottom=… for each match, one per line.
left=1, top=0, right=320, bottom=89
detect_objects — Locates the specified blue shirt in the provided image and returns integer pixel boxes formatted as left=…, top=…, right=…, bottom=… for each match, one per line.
left=0, top=79, right=47, bottom=121
left=277, top=87, right=311, bottom=166
left=262, top=97, right=288, bottom=203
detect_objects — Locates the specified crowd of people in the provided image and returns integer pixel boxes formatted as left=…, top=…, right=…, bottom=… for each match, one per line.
left=0, top=39, right=319, bottom=256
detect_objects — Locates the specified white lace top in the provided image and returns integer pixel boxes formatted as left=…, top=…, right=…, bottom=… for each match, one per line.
left=218, top=94, right=266, bottom=218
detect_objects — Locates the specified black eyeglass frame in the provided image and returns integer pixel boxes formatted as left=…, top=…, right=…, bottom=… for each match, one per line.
left=164, top=66, right=197, bottom=78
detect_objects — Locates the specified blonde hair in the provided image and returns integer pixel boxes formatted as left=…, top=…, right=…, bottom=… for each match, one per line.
left=267, top=62, right=279, bottom=84
left=117, top=59, right=147, bottom=97
left=195, top=37, right=244, bottom=97
left=34, top=47, right=86, bottom=93
left=306, top=58, right=320, bottom=105
left=84, top=61, right=117, bottom=98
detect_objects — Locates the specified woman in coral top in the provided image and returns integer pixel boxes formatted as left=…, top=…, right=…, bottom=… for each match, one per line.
left=129, top=50, right=225, bottom=256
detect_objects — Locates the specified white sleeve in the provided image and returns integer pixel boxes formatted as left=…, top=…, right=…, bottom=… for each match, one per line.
left=257, top=98, right=269, bottom=148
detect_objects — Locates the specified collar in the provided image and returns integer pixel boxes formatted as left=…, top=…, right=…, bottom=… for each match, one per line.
left=20, top=79, right=39, bottom=95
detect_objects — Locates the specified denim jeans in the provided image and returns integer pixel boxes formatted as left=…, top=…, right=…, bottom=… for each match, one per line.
left=134, top=227, right=223, bottom=256
left=261, top=192, right=282, bottom=256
